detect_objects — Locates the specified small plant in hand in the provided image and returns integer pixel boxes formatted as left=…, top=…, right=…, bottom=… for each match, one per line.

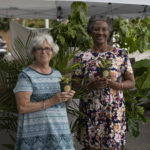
left=72, top=77, right=91, bottom=99
left=60, top=76, right=71, bottom=92
left=98, top=59, right=111, bottom=78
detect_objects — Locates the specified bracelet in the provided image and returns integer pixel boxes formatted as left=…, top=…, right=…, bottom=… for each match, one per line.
left=43, top=100, right=46, bottom=109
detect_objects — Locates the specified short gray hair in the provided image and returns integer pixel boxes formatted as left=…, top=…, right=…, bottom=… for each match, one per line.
left=30, top=33, right=59, bottom=58
left=87, top=15, right=113, bottom=37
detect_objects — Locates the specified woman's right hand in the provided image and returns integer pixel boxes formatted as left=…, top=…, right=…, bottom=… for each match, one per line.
left=87, top=76, right=108, bottom=90
left=53, top=90, right=75, bottom=104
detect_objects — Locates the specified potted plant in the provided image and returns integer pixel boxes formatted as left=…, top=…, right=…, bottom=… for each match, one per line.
left=60, top=75, right=72, bottom=92
left=98, top=59, right=111, bottom=78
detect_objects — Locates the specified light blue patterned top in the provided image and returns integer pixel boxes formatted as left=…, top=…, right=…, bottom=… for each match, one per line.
left=13, top=67, right=75, bottom=150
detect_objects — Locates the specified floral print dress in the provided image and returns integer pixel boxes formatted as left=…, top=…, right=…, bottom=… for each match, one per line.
left=73, top=48, right=133, bottom=150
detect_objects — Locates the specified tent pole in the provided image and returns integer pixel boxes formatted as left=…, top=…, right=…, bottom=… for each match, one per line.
left=45, top=19, right=49, bottom=28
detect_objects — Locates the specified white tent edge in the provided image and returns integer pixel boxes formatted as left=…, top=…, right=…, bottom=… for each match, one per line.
left=54, top=0, right=150, bottom=6
left=0, top=0, right=150, bottom=19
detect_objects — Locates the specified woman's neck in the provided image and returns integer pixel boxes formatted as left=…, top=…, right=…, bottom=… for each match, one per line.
left=30, top=62, right=51, bottom=74
left=93, top=43, right=109, bottom=53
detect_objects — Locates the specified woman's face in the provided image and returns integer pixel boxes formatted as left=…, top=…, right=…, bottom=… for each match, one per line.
left=91, top=21, right=110, bottom=45
left=33, top=40, right=53, bottom=64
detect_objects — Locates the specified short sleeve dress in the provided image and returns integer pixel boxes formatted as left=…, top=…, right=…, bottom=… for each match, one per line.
left=13, top=67, right=75, bottom=150
left=73, top=48, right=133, bottom=149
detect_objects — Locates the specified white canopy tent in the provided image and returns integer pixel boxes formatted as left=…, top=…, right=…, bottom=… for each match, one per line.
left=1, top=0, right=150, bottom=61
left=0, top=0, right=150, bottom=19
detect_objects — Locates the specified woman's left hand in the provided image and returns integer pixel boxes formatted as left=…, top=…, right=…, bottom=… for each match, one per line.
left=67, top=90, right=76, bottom=100
left=105, top=78, right=111, bottom=85
left=106, top=72, right=135, bottom=90
left=105, top=78, right=118, bottom=89
left=65, top=90, right=76, bottom=107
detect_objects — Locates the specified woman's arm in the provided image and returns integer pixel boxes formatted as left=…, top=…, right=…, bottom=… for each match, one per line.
left=86, top=72, right=135, bottom=91
left=15, top=91, right=75, bottom=114
left=107, top=72, right=135, bottom=90
left=86, top=77, right=107, bottom=90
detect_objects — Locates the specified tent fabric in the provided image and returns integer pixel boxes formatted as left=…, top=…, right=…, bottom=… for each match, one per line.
left=0, top=0, right=150, bottom=19
left=10, top=20, right=50, bottom=59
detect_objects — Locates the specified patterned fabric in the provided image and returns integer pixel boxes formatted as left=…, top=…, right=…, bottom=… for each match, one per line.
left=13, top=67, right=74, bottom=150
left=73, top=48, right=133, bottom=150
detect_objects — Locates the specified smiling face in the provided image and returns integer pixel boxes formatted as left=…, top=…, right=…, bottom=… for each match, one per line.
left=33, top=40, right=53, bottom=64
left=91, top=21, right=110, bottom=45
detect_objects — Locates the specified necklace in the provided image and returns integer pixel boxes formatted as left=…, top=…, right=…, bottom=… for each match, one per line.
left=92, top=45, right=112, bottom=53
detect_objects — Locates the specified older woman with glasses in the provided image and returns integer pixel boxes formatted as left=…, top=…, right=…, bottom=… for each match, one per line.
left=13, top=33, right=75, bottom=150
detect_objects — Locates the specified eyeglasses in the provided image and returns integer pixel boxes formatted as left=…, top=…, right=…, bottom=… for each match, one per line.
left=35, top=47, right=52, bottom=52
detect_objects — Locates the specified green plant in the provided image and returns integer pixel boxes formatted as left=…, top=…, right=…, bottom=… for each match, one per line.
left=113, top=17, right=150, bottom=137
left=0, top=18, right=9, bottom=31
left=113, top=17, right=150, bottom=53
left=1, top=132, right=16, bottom=150
left=60, top=75, right=72, bottom=92
left=0, top=2, right=91, bottom=148
left=50, top=1, right=93, bottom=75
left=1, top=3, right=150, bottom=150
left=50, top=1, right=93, bottom=134
left=124, top=59, right=150, bottom=137
left=0, top=32, right=34, bottom=150
left=98, top=59, right=111, bottom=78
left=24, top=19, right=45, bottom=28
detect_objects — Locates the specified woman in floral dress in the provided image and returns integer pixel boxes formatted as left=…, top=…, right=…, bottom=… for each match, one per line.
left=73, top=15, right=135, bottom=150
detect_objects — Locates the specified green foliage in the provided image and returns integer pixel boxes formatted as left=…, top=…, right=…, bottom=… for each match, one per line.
left=2, top=132, right=15, bottom=150
left=113, top=17, right=150, bottom=53
left=24, top=19, right=45, bottom=28
left=113, top=17, right=150, bottom=137
left=0, top=18, right=9, bottom=31
left=0, top=3, right=150, bottom=149
left=123, top=59, right=150, bottom=137
left=131, top=59, right=150, bottom=93
left=0, top=32, right=34, bottom=148
left=98, top=59, right=111, bottom=78
left=51, top=1, right=93, bottom=74
left=61, top=76, right=70, bottom=84
left=0, top=2, right=91, bottom=148
left=125, top=89, right=147, bottom=137
left=2, top=144, right=14, bottom=150
left=69, top=2, right=88, bottom=24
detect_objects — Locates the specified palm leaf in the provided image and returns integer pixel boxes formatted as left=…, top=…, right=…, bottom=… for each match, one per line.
left=2, top=144, right=14, bottom=150
left=0, top=33, right=35, bottom=149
